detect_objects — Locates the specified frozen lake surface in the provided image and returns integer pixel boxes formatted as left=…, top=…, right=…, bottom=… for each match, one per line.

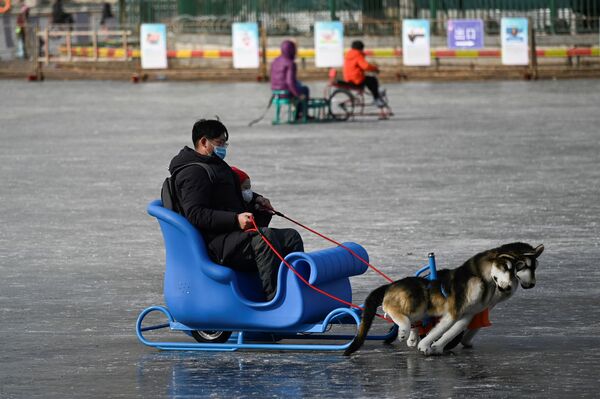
left=1, top=79, right=599, bottom=398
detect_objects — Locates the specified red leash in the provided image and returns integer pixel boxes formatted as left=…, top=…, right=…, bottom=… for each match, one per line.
left=272, top=210, right=395, bottom=284
left=249, top=217, right=392, bottom=322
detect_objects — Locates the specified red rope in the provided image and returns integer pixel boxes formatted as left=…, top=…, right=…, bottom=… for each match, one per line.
left=249, top=218, right=392, bottom=322
left=273, top=211, right=395, bottom=284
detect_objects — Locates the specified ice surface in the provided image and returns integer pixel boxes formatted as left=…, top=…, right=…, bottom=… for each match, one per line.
left=1, top=79, right=599, bottom=398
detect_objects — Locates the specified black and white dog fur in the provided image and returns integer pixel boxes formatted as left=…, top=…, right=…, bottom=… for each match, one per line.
left=344, top=242, right=543, bottom=356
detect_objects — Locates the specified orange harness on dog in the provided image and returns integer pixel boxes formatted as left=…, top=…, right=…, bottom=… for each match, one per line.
left=468, top=308, right=492, bottom=329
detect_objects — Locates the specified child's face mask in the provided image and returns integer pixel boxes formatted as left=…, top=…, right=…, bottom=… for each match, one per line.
left=242, top=189, right=253, bottom=203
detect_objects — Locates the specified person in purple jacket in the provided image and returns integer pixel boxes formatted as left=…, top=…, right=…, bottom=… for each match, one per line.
left=270, top=40, right=310, bottom=118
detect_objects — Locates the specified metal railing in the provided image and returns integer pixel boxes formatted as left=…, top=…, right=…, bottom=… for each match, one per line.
left=36, top=28, right=133, bottom=64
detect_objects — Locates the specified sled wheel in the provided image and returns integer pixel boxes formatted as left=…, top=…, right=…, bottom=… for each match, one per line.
left=328, top=89, right=354, bottom=121
left=191, top=330, right=232, bottom=343
left=443, top=331, right=464, bottom=351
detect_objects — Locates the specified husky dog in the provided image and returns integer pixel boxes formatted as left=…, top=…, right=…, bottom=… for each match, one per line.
left=344, top=245, right=521, bottom=356
left=459, top=242, right=544, bottom=347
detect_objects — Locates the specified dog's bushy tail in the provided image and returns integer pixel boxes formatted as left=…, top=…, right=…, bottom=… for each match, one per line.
left=344, top=284, right=389, bottom=356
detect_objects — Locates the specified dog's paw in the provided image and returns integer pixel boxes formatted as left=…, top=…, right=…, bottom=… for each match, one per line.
left=397, top=329, right=409, bottom=342
left=420, top=346, right=435, bottom=356
left=417, top=341, right=432, bottom=355
left=406, top=331, right=419, bottom=347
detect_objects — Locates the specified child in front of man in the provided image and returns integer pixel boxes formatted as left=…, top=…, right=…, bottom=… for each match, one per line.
left=231, top=166, right=273, bottom=227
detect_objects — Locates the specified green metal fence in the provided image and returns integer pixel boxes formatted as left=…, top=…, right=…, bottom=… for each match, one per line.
left=413, top=0, right=599, bottom=33
left=124, top=0, right=600, bottom=34
left=124, top=0, right=178, bottom=25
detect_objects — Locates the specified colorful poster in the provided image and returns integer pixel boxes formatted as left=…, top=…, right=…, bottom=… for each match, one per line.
left=314, top=21, right=344, bottom=68
left=140, top=23, right=168, bottom=69
left=232, top=22, right=259, bottom=69
left=501, top=18, right=529, bottom=65
left=402, top=19, right=431, bottom=66
left=447, top=19, right=484, bottom=49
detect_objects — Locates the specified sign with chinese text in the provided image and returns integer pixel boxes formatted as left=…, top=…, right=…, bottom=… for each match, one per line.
left=447, top=19, right=484, bottom=49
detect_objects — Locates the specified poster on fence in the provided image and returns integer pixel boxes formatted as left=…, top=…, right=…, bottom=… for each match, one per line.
left=447, top=19, right=484, bottom=49
left=501, top=18, right=529, bottom=65
left=232, top=22, right=259, bottom=69
left=140, top=24, right=168, bottom=69
left=402, top=19, right=431, bottom=66
left=314, top=21, right=344, bottom=68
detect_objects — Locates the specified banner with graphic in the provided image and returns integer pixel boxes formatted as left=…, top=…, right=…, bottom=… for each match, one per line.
left=447, top=19, right=484, bottom=49
left=140, top=24, right=167, bottom=69
left=232, top=22, right=259, bottom=69
left=314, top=21, right=344, bottom=68
left=501, top=18, right=529, bottom=65
left=402, top=19, right=430, bottom=66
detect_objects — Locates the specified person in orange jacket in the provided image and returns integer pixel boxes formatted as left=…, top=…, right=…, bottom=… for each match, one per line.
left=343, top=40, right=384, bottom=107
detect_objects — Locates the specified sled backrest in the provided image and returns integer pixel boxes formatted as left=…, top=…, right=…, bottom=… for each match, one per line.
left=147, top=200, right=235, bottom=284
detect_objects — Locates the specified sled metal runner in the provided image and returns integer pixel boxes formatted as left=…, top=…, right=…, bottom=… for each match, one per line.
left=136, top=305, right=398, bottom=351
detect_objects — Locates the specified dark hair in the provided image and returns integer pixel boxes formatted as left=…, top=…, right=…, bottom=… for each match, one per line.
left=351, top=40, right=364, bottom=51
left=192, top=119, right=228, bottom=147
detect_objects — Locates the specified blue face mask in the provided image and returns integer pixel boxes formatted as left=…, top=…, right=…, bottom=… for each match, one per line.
left=241, top=189, right=253, bottom=203
left=213, top=146, right=227, bottom=160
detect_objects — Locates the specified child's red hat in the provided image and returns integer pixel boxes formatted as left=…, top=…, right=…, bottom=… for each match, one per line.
left=231, top=166, right=250, bottom=184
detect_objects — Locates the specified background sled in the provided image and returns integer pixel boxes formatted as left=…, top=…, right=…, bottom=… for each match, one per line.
left=271, top=90, right=331, bottom=125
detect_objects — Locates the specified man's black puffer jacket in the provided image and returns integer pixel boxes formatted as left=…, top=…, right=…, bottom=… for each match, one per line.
left=168, top=146, right=271, bottom=265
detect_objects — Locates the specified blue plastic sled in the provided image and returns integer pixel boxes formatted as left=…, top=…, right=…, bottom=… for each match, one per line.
left=136, top=200, right=397, bottom=351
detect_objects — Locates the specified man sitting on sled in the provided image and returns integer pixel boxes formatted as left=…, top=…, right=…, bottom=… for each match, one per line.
left=168, top=119, right=304, bottom=301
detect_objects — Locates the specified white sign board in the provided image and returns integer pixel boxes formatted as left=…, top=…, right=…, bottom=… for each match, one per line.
left=314, top=21, right=344, bottom=68
left=140, top=24, right=168, bottom=69
left=232, top=22, right=259, bottom=69
left=501, top=18, right=529, bottom=65
left=402, top=19, right=431, bottom=66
